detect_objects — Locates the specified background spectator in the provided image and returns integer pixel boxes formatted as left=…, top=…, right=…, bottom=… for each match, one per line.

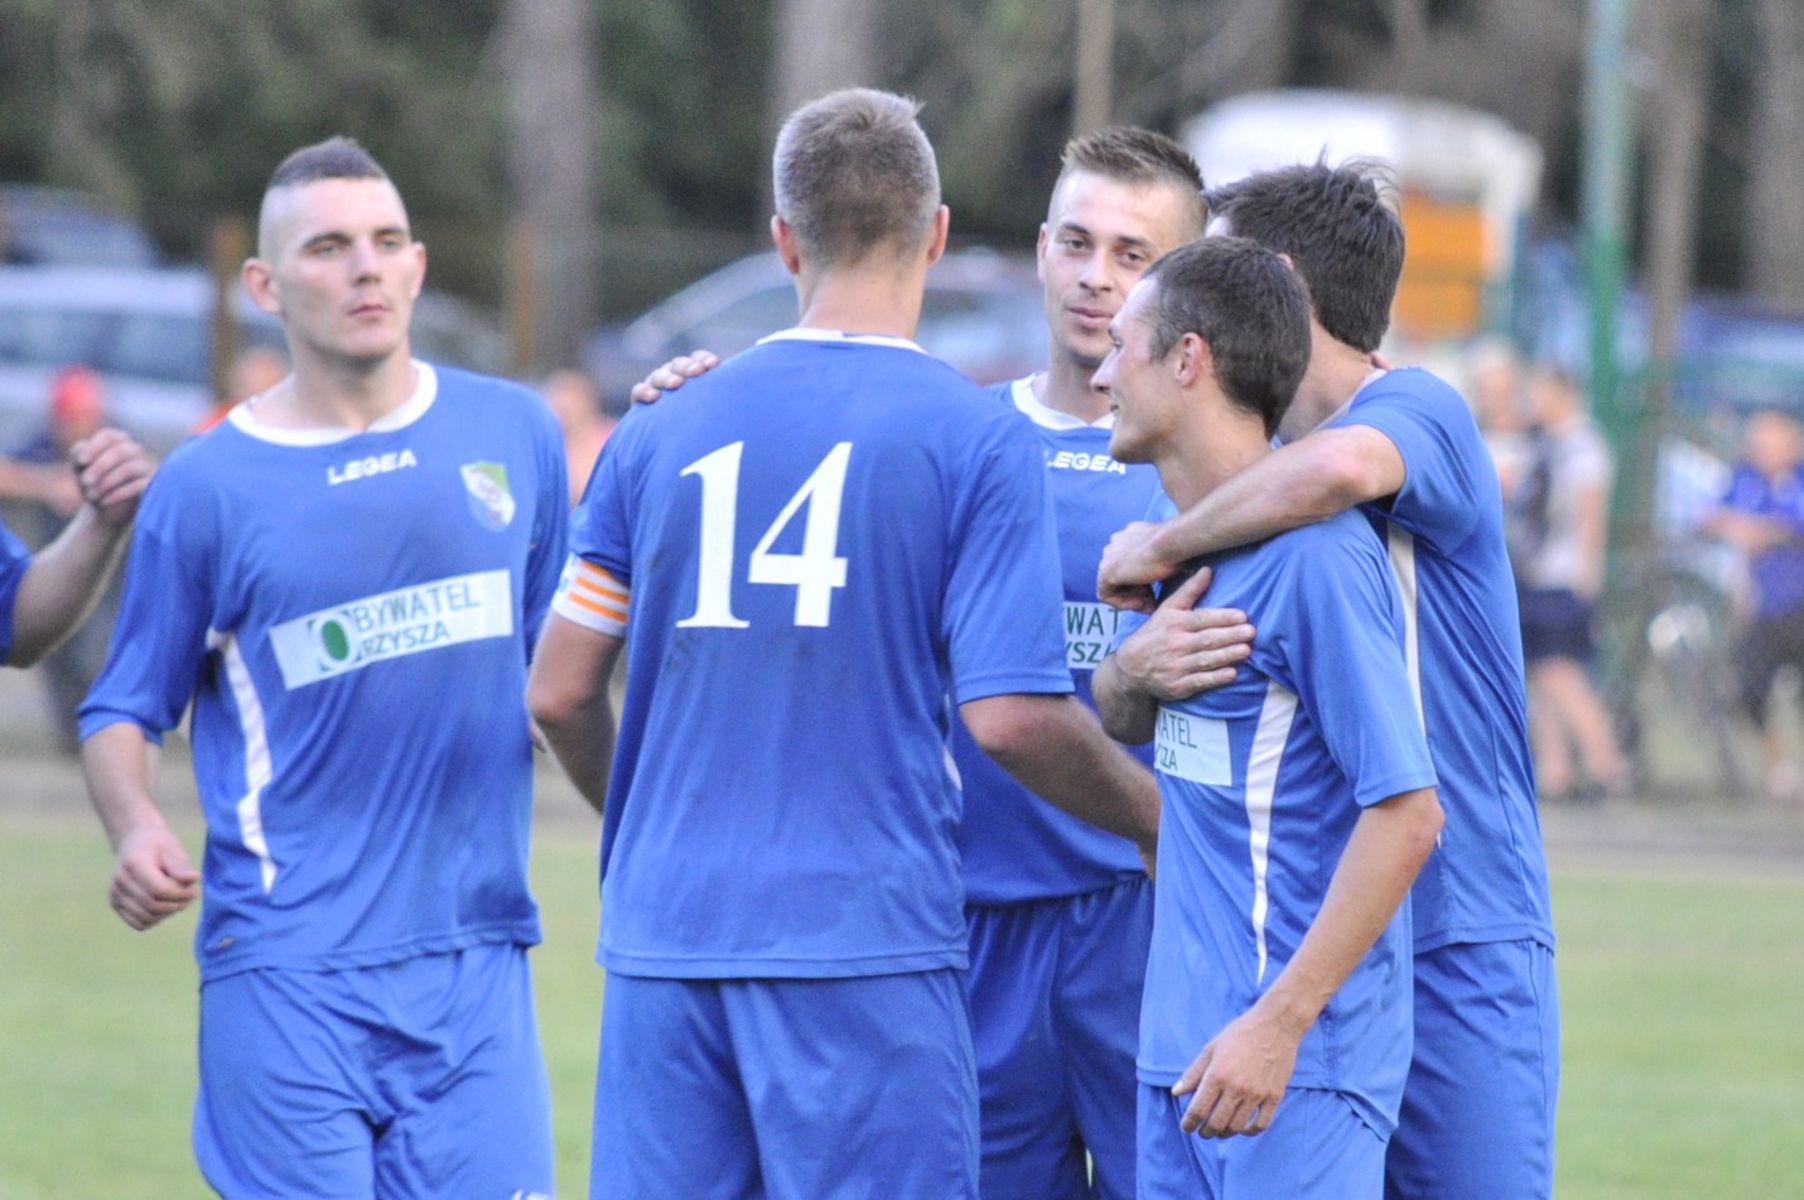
left=1467, top=335, right=1530, bottom=502
left=195, top=345, right=289, bottom=432
left=541, top=368, right=615, bottom=506
left=1701, top=408, right=1804, bottom=803
left=1513, top=362, right=1626, bottom=802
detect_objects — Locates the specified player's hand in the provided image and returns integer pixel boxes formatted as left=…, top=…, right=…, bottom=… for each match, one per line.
left=1098, top=521, right=1176, bottom=613
left=1172, top=1003, right=1302, bottom=1139
left=109, top=824, right=200, bottom=931
left=629, top=349, right=720, bottom=405
left=1110, top=567, right=1253, bottom=701
left=71, top=428, right=156, bottom=530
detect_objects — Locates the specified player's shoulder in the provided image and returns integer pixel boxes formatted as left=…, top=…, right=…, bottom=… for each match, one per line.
left=1351, top=367, right=1475, bottom=429
left=429, top=362, right=554, bottom=425
left=1259, top=506, right=1388, bottom=580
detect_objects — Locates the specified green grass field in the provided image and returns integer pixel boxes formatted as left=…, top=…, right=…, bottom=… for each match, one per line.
left=1, top=812, right=1800, bottom=1199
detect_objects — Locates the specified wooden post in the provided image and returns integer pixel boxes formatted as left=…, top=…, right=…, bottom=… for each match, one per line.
left=1074, top=0, right=1116, bottom=135
left=208, top=217, right=249, bottom=406
left=507, top=218, right=539, bottom=378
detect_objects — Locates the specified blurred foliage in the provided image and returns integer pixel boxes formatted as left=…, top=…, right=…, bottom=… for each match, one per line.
left=0, top=0, right=1787, bottom=313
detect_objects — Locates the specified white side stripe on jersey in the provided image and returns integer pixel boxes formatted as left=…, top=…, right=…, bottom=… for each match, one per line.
left=212, top=631, right=279, bottom=893
left=552, top=555, right=630, bottom=637
left=1245, top=682, right=1298, bottom=986
left=1385, top=526, right=1426, bottom=728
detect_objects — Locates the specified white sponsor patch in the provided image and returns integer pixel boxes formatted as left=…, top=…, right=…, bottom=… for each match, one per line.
left=267, top=570, right=513, bottom=689
left=1064, top=601, right=1127, bottom=670
left=1155, top=707, right=1233, bottom=786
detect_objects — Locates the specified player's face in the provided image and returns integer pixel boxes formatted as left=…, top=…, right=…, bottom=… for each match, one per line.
left=256, top=178, right=425, bottom=368
left=1096, top=281, right=1175, bottom=464
left=1038, top=172, right=1198, bottom=371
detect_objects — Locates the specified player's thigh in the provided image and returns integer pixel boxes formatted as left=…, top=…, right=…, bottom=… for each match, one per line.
left=965, top=900, right=1087, bottom=1200
left=1215, top=1087, right=1385, bottom=1199
left=1385, top=939, right=1559, bottom=1200
left=591, top=974, right=760, bottom=1200
left=195, top=969, right=377, bottom=1200
left=1056, top=879, right=1153, bottom=1200
left=730, top=970, right=980, bottom=1200
left=1135, top=1083, right=1217, bottom=1200
left=371, top=944, right=554, bottom=1200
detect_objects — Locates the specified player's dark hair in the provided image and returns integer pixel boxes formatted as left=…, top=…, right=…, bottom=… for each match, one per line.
left=1143, top=236, right=1311, bottom=438
left=1204, top=159, right=1402, bottom=353
left=1060, top=125, right=1207, bottom=235
left=773, top=89, right=940, bottom=267
left=265, top=136, right=389, bottom=192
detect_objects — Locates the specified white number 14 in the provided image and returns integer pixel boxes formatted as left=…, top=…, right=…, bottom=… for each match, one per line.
left=676, top=441, right=853, bottom=629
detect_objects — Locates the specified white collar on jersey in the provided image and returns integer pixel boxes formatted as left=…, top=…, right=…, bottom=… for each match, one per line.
left=1278, top=367, right=1390, bottom=447
left=227, top=360, right=439, bottom=447
left=1009, top=374, right=1116, bottom=431
left=757, top=326, right=928, bottom=355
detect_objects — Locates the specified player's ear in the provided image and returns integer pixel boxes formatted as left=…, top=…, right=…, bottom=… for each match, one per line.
left=242, top=258, right=281, bottom=317
left=771, top=215, right=802, bottom=276
left=1035, top=222, right=1050, bottom=279
left=409, top=240, right=427, bottom=298
left=1174, top=331, right=1211, bottom=386
left=922, top=205, right=950, bottom=267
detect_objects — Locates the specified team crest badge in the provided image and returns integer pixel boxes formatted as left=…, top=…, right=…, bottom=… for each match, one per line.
left=460, top=461, right=516, bottom=531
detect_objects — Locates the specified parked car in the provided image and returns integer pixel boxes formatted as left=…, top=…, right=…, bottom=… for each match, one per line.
left=0, top=265, right=505, bottom=453
left=0, top=185, right=160, bottom=268
left=585, top=250, right=1047, bottom=412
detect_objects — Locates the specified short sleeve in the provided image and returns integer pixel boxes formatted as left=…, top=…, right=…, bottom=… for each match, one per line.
left=942, top=418, right=1074, bottom=704
left=77, top=468, right=219, bottom=743
left=1261, top=527, right=1437, bottom=808
left=0, top=519, right=32, bottom=663
left=521, top=401, right=572, bottom=654
left=1335, top=374, right=1489, bottom=554
left=568, top=410, right=639, bottom=587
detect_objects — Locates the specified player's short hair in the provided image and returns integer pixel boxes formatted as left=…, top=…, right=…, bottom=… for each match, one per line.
left=1205, top=160, right=1402, bottom=353
left=264, top=136, right=390, bottom=193
left=1142, top=236, right=1311, bottom=438
left=772, top=89, right=941, bottom=267
left=1059, top=125, right=1207, bottom=234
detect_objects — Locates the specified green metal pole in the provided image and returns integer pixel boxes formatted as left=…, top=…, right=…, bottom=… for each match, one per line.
left=1583, top=0, right=1636, bottom=467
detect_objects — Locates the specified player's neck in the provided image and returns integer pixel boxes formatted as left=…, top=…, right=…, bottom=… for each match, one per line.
left=1153, top=404, right=1269, bottom=511
left=267, top=349, right=419, bottom=431
left=1288, top=330, right=1378, bottom=440
left=793, top=267, right=927, bottom=341
left=1039, top=355, right=1112, bottom=424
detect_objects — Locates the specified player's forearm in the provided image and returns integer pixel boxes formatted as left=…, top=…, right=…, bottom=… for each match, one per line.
left=535, top=706, right=615, bottom=813
left=963, top=692, right=1159, bottom=847
left=1092, top=654, right=1158, bottom=744
left=81, top=722, right=171, bottom=850
left=1252, top=788, right=1442, bottom=1038
left=1146, top=433, right=1381, bottom=572
left=7, top=507, right=128, bottom=667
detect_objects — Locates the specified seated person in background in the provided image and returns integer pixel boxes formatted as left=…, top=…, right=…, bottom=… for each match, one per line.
left=1510, top=362, right=1625, bottom=803
left=1701, top=407, right=1804, bottom=802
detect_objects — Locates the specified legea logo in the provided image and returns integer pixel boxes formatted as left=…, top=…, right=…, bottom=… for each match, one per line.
left=328, top=448, right=418, bottom=485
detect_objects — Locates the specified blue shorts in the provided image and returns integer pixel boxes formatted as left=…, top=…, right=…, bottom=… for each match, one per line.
left=591, top=969, right=978, bottom=1199
left=1138, top=1083, right=1386, bottom=1199
left=195, top=942, right=553, bottom=1199
left=966, top=877, right=1150, bottom=1199
left=1385, top=938, right=1560, bottom=1200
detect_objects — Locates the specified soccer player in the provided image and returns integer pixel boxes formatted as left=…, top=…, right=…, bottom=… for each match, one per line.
left=1092, top=235, right=1443, bottom=1197
left=621, top=125, right=1251, bottom=1198
left=1097, top=162, right=1560, bottom=1199
left=0, top=416, right=152, bottom=670
left=79, top=137, right=566, bottom=1199
left=527, top=89, right=1163, bottom=1199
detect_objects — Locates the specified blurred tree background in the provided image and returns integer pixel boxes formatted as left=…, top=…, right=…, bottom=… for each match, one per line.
left=0, top=0, right=1798, bottom=367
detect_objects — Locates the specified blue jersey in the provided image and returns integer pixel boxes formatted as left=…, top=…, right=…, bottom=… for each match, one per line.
left=1718, top=462, right=1804, bottom=618
left=0, top=518, right=29, bottom=662
left=954, top=378, right=1161, bottom=904
left=1130, top=507, right=1436, bottom=1137
left=560, top=330, right=1072, bottom=980
left=1330, top=368, right=1552, bottom=953
left=79, top=364, right=567, bottom=982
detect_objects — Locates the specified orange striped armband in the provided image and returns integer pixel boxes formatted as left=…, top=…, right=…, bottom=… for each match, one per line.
left=551, top=555, right=630, bottom=636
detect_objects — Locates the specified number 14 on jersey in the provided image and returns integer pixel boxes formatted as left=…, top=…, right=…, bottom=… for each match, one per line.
left=678, top=441, right=854, bottom=630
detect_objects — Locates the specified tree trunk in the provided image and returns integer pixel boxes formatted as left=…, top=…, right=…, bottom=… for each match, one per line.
left=770, top=0, right=880, bottom=127
left=1747, top=0, right=1804, bottom=310
left=499, top=0, right=600, bottom=373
